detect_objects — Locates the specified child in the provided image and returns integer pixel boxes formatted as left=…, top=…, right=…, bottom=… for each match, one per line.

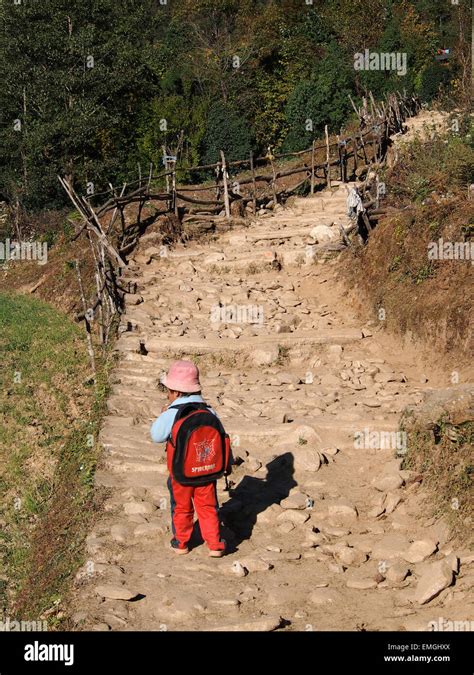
left=150, top=360, right=227, bottom=557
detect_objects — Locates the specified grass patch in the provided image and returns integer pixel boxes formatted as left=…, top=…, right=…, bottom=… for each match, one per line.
left=401, top=417, right=473, bottom=545
left=343, top=120, right=474, bottom=360
left=388, top=119, right=474, bottom=205
left=245, top=263, right=260, bottom=275
left=0, top=291, right=109, bottom=626
left=161, top=349, right=250, bottom=372
left=276, top=345, right=290, bottom=365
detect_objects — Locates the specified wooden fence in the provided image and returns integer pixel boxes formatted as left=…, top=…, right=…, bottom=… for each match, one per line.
left=59, top=90, right=421, bottom=350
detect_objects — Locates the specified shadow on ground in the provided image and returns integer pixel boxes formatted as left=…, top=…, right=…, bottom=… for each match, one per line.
left=193, top=452, right=298, bottom=552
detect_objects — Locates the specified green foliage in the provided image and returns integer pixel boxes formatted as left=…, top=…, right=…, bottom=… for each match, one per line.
left=390, top=131, right=474, bottom=202
left=298, top=7, right=336, bottom=45
left=402, top=418, right=474, bottom=542
left=0, top=0, right=463, bottom=213
left=356, top=1, right=437, bottom=96
left=137, top=94, right=209, bottom=173
left=0, top=0, right=163, bottom=210
left=251, top=72, right=292, bottom=150
left=201, top=101, right=253, bottom=165
left=0, top=291, right=109, bottom=621
left=417, top=62, right=453, bottom=102
left=413, top=263, right=435, bottom=284
left=282, top=43, right=354, bottom=151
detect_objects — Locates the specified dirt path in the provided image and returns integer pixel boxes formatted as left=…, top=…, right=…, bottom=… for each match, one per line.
left=71, top=164, right=473, bottom=632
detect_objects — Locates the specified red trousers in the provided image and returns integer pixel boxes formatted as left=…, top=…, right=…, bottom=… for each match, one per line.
left=167, top=476, right=224, bottom=551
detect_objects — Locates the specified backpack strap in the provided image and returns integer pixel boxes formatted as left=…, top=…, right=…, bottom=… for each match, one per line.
left=166, top=402, right=211, bottom=446
left=168, top=402, right=210, bottom=421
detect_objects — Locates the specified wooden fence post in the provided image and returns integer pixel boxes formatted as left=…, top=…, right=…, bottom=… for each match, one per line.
left=325, top=125, right=331, bottom=189
left=377, top=125, right=383, bottom=164
left=310, top=140, right=316, bottom=194
left=162, top=145, right=170, bottom=208
left=171, top=159, right=178, bottom=215
left=362, top=211, right=373, bottom=232
left=342, top=141, right=347, bottom=183
left=362, top=96, right=368, bottom=121
left=268, top=146, right=277, bottom=207
left=74, top=259, right=97, bottom=384
left=352, top=136, right=358, bottom=175
left=220, top=150, right=231, bottom=220
left=336, top=136, right=342, bottom=182
left=215, top=162, right=221, bottom=202
left=250, top=151, right=257, bottom=214
left=359, top=131, right=369, bottom=165
left=371, top=126, right=378, bottom=164
left=349, top=94, right=362, bottom=126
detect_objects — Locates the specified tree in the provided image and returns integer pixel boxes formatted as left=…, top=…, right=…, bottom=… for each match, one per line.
left=0, top=0, right=162, bottom=210
left=201, top=101, right=253, bottom=165
left=282, top=43, right=355, bottom=152
left=0, top=0, right=462, bottom=213
left=417, top=62, right=452, bottom=102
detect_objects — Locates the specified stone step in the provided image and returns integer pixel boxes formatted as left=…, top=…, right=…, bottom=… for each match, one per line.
left=107, top=375, right=410, bottom=405
left=198, top=246, right=344, bottom=270
left=241, top=227, right=337, bottom=243
left=201, top=251, right=279, bottom=269
left=124, top=304, right=162, bottom=320
left=264, top=211, right=346, bottom=223
left=288, top=206, right=348, bottom=218
left=121, top=353, right=169, bottom=366
left=111, top=367, right=160, bottom=381
left=120, top=328, right=364, bottom=355
left=100, top=415, right=137, bottom=428
left=119, top=349, right=364, bottom=369
left=139, top=248, right=205, bottom=260
left=291, top=196, right=349, bottom=210
left=103, top=455, right=166, bottom=474
left=106, top=395, right=161, bottom=416
left=101, top=413, right=400, bottom=448
left=100, top=434, right=157, bottom=451
left=95, top=469, right=165, bottom=489
left=110, top=377, right=161, bottom=391
left=225, top=417, right=400, bottom=441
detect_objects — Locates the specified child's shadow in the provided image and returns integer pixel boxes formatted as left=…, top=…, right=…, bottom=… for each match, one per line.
left=218, top=452, right=297, bottom=551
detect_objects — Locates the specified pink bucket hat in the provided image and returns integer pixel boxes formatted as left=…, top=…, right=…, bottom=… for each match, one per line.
left=161, top=360, right=201, bottom=393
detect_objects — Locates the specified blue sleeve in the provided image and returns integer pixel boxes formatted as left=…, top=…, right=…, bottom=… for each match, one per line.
left=150, top=408, right=177, bottom=443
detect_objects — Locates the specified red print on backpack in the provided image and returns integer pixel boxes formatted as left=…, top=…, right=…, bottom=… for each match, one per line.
left=194, top=438, right=216, bottom=463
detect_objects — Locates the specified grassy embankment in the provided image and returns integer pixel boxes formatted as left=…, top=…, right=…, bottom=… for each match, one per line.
left=0, top=291, right=110, bottom=626
left=343, top=113, right=474, bottom=542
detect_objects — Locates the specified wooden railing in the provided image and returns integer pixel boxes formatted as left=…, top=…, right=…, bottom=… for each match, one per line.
left=58, top=90, right=421, bottom=348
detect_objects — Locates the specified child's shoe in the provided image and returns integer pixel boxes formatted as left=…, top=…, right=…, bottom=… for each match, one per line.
left=170, top=538, right=189, bottom=555
left=208, top=540, right=226, bottom=558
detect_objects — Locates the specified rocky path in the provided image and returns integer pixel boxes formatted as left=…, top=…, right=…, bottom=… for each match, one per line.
left=72, top=176, right=473, bottom=632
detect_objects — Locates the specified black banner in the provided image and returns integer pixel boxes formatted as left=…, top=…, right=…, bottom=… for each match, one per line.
left=0, top=630, right=471, bottom=673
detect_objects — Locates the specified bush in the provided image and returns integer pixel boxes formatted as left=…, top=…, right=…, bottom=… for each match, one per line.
left=201, top=101, right=253, bottom=166
left=389, top=130, right=474, bottom=203
left=282, top=43, right=354, bottom=152
left=0, top=292, right=106, bottom=621
left=417, top=62, right=452, bottom=102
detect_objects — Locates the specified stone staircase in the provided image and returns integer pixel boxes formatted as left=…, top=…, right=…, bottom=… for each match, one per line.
left=70, top=182, right=473, bottom=632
